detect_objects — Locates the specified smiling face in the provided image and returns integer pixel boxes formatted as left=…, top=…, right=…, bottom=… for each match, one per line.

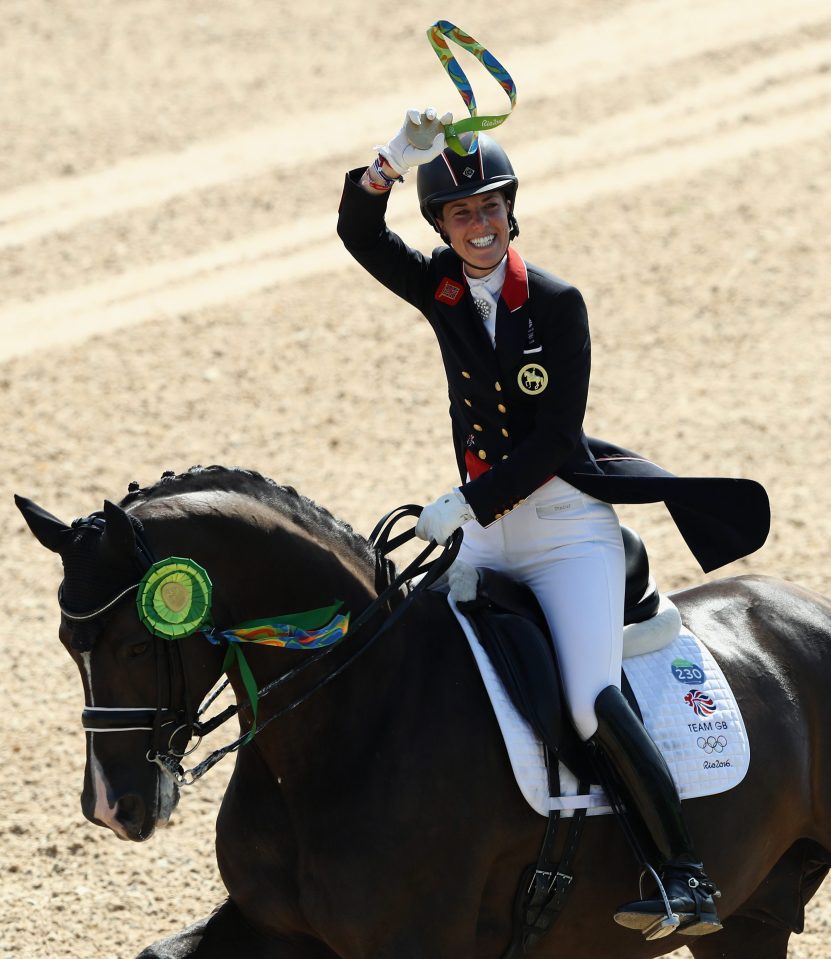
left=435, top=190, right=511, bottom=277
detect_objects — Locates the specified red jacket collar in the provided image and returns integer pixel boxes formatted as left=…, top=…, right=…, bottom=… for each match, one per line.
left=502, top=247, right=529, bottom=312
left=444, top=246, right=529, bottom=311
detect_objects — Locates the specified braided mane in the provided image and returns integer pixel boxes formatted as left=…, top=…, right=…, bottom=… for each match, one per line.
left=120, top=465, right=377, bottom=574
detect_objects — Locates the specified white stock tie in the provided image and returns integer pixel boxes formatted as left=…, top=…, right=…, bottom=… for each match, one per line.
left=469, top=286, right=497, bottom=346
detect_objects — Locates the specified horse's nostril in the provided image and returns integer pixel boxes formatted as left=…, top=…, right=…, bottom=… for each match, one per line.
left=116, top=793, right=146, bottom=834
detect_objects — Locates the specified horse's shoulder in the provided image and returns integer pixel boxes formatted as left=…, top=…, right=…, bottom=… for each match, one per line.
left=393, top=590, right=472, bottom=666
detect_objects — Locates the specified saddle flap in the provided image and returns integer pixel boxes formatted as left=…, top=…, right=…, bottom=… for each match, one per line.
left=458, top=571, right=596, bottom=783
left=462, top=606, right=563, bottom=750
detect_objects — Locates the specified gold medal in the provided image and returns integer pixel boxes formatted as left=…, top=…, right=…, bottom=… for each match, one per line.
left=518, top=363, right=548, bottom=395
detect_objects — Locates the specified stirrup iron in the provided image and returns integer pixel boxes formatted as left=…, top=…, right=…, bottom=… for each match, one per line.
left=639, top=864, right=680, bottom=941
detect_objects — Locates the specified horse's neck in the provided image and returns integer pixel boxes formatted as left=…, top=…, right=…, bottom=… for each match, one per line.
left=140, top=498, right=379, bottom=708
left=221, top=524, right=398, bottom=770
left=212, top=511, right=379, bottom=704
left=258, top=517, right=378, bottom=620
left=142, top=498, right=378, bottom=621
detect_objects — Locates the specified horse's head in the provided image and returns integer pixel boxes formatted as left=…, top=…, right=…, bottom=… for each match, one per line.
left=16, top=469, right=380, bottom=842
left=15, top=494, right=223, bottom=841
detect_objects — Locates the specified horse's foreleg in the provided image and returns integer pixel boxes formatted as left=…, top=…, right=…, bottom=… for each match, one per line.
left=134, top=899, right=340, bottom=959
left=684, top=915, right=790, bottom=959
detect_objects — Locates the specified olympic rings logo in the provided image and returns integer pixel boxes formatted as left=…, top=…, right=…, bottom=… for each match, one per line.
left=696, top=735, right=727, bottom=754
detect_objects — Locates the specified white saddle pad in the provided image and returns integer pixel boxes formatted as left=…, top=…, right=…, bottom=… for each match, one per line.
left=449, top=595, right=750, bottom=818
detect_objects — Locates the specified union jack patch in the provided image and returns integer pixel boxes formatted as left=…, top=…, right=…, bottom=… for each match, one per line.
left=435, top=278, right=464, bottom=305
left=684, top=689, right=716, bottom=717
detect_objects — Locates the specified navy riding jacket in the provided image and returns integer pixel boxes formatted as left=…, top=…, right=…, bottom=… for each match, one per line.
left=337, top=169, right=769, bottom=573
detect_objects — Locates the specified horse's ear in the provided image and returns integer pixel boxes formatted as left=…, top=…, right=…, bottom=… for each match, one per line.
left=101, top=499, right=137, bottom=560
left=14, top=495, right=71, bottom=554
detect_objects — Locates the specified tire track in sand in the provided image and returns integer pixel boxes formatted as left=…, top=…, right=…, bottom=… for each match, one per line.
left=1, top=0, right=829, bottom=361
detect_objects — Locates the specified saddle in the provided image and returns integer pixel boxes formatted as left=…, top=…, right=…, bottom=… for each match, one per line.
left=456, top=525, right=653, bottom=783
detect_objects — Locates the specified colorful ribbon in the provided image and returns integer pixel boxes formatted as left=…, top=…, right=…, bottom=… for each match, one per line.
left=206, top=601, right=350, bottom=739
left=426, top=21, right=517, bottom=156
left=208, top=602, right=350, bottom=650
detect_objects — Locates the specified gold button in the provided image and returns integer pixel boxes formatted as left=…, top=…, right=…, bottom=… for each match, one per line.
left=462, top=371, right=471, bottom=379
left=495, top=381, right=502, bottom=391
left=494, top=512, right=503, bottom=520
left=464, top=398, right=472, bottom=407
left=478, top=450, right=487, bottom=460
left=501, top=428, right=509, bottom=437
left=497, top=403, right=506, bottom=413
left=502, top=454, right=509, bottom=460
left=473, top=424, right=483, bottom=432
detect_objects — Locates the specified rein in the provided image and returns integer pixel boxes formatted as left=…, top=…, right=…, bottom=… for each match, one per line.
left=77, top=505, right=461, bottom=786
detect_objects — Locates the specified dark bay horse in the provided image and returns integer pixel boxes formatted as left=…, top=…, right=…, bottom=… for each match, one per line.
left=15, top=465, right=831, bottom=959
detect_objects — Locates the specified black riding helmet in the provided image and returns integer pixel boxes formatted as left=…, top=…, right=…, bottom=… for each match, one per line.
left=417, top=132, right=519, bottom=241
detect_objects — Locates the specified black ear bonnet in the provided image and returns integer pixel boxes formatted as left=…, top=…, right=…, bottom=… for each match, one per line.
left=58, top=514, right=146, bottom=616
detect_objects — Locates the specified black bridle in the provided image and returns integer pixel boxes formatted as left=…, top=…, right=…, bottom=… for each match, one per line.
left=68, top=505, right=461, bottom=786
left=62, top=514, right=202, bottom=768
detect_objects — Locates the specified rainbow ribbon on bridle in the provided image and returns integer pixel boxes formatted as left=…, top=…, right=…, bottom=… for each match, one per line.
left=208, top=602, right=349, bottom=651
left=204, top=602, right=350, bottom=731
left=426, top=21, right=517, bottom=156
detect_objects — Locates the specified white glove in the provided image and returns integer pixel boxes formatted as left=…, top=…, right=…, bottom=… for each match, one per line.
left=376, top=107, right=452, bottom=177
left=448, top=558, right=478, bottom=603
left=415, top=489, right=475, bottom=544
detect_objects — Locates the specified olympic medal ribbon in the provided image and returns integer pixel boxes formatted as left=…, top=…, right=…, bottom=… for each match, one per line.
left=425, top=21, right=517, bottom=156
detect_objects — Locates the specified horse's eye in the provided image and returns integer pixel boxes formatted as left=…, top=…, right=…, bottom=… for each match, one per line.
left=128, top=641, right=151, bottom=658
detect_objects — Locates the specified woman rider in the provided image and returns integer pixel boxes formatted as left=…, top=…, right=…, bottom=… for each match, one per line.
left=337, top=109, right=770, bottom=938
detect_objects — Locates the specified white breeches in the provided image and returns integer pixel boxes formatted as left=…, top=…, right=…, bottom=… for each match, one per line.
left=459, top=476, right=625, bottom=740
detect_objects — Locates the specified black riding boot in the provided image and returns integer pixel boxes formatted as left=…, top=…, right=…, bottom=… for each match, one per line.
left=591, top=685, right=722, bottom=940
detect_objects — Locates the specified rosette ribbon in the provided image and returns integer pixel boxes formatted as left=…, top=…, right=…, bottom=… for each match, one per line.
left=136, top=557, right=213, bottom=639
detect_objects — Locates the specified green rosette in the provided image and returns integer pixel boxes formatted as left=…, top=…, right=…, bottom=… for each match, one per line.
left=136, top=557, right=213, bottom=639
